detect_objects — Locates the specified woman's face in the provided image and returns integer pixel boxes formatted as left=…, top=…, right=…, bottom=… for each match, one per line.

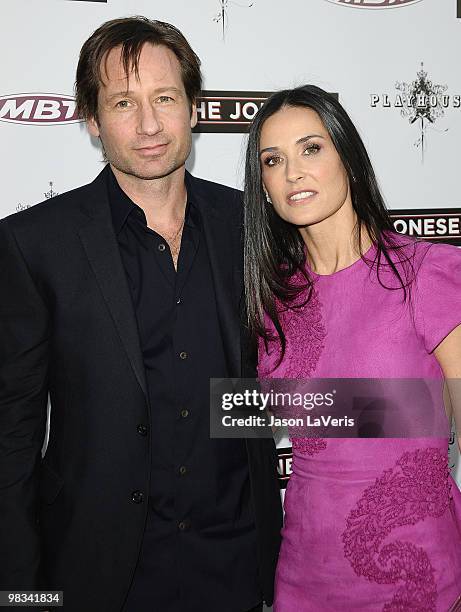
left=259, top=105, right=351, bottom=228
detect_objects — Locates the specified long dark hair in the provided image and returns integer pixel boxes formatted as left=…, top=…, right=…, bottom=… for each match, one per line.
left=244, top=84, right=413, bottom=358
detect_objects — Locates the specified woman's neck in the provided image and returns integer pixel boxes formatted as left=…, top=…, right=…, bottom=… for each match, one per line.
left=299, top=204, right=372, bottom=275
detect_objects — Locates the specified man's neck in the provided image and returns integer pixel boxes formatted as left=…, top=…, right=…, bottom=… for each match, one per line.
left=111, top=164, right=187, bottom=228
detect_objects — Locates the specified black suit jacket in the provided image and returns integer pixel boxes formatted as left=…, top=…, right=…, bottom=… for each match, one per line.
left=0, top=166, right=282, bottom=611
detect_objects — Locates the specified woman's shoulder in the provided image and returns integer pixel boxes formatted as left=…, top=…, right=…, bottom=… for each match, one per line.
left=411, top=238, right=461, bottom=280
left=382, top=231, right=461, bottom=275
left=398, top=235, right=461, bottom=354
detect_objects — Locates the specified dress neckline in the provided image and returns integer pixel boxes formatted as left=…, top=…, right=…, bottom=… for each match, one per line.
left=305, top=241, right=376, bottom=279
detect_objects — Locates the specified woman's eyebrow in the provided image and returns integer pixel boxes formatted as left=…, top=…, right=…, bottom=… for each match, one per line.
left=260, top=134, right=325, bottom=155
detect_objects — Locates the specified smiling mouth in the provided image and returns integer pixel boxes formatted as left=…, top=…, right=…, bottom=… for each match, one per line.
left=287, top=191, right=317, bottom=204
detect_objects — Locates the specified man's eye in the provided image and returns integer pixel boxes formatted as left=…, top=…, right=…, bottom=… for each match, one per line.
left=116, top=100, right=131, bottom=108
left=158, top=95, right=174, bottom=103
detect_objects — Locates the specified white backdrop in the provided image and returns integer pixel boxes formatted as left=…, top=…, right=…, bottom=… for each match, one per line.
left=1, top=0, right=460, bottom=504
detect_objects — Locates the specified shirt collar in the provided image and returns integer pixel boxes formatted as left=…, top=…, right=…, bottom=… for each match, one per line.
left=107, top=166, right=199, bottom=235
left=107, top=167, right=138, bottom=235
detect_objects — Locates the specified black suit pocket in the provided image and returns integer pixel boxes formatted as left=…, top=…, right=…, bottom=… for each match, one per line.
left=39, top=462, right=64, bottom=505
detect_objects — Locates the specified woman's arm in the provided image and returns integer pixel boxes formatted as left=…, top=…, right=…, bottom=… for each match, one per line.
left=434, top=324, right=461, bottom=452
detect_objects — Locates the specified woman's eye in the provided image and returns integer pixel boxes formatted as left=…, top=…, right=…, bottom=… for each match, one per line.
left=116, top=100, right=131, bottom=109
left=263, top=156, right=281, bottom=167
left=303, top=143, right=320, bottom=156
left=158, top=95, right=174, bottom=103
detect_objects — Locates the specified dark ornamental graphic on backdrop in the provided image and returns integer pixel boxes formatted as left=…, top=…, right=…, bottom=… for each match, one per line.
left=325, top=0, right=422, bottom=8
left=44, top=182, right=59, bottom=199
left=16, top=181, right=59, bottom=213
left=395, top=64, right=448, bottom=162
left=371, top=64, right=460, bottom=162
left=213, top=0, right=254, bottom=40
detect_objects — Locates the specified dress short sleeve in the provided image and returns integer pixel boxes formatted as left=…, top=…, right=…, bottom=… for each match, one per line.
left=413, top=242, right=461, bottom=353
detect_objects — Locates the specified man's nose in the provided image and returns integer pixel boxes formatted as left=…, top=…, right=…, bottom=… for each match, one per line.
left=136, top=103, right=162, bottom=136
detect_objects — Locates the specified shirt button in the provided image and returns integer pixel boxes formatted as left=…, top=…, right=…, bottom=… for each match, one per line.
left=180, top=409, right=189, bottom=418
left=158, top=243, right=166, bottom=252
left=137, top=424, right=148, bottom=436
left=179, top=465, right=187, bottom=476
left=131, top=490, right=144, bottom=504
left=179, top=351, right=188, bottom=360
left=178, top=519, right=190, bottom=531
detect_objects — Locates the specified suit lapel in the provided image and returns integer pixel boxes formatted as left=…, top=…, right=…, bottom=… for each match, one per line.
left=77, top=167, right=242, bottom=389
left=189, top=175, right=242, bottom=377
left=77, top=168, right=147, bottom=398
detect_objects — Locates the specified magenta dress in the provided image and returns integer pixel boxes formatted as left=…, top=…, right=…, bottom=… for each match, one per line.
left=259, top=236, right=461, bottom=611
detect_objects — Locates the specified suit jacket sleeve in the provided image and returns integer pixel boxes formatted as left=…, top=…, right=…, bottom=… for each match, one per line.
left=0, top=219, right=50, bottom=589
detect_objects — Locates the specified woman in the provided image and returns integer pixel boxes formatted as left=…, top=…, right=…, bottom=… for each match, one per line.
left=244, top=85, right=461, bottom=611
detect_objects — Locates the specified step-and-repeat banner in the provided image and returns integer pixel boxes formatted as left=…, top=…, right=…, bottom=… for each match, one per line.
left=1, top=0, right=460, bottom=489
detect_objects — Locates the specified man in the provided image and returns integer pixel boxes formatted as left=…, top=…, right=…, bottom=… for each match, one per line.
left=0, top=17, right=282, bottom=612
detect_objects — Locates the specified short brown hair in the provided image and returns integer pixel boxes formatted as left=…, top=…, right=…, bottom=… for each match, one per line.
left=75, top=16, right=202, bottom=120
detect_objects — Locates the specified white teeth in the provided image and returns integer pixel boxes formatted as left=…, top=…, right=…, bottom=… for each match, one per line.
left=290, top=191, right=315, bottom=201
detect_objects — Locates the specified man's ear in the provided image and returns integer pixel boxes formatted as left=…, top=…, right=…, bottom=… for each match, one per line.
left=87, top=115, right=100, bottom=138
left=190, top=102, right=198, bottom=129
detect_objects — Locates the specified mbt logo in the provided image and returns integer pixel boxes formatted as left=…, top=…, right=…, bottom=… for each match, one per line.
left=326, top=0, right=421, bottom=7
left=390, top=209, right=461, bottom=246
left=277, top=448, right=293, bottom=489
left=0, top=94, right=80, bottom=125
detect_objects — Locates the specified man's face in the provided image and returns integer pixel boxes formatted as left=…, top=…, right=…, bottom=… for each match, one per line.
left=88, top=43, right=197, bottom=181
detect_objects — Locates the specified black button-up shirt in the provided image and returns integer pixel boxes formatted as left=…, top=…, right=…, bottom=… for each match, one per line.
left=107, top=170, right=260, bottom=612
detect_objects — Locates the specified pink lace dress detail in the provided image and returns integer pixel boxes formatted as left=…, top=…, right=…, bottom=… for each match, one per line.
left=258, top=280, right=326, bottom=380
left=258, top=279, right=327, bottom=457
left=342, top=448, right=452, bottom=611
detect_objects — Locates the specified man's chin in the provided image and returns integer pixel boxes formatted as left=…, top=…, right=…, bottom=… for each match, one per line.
left=109, top=160, right=185, bottom=182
